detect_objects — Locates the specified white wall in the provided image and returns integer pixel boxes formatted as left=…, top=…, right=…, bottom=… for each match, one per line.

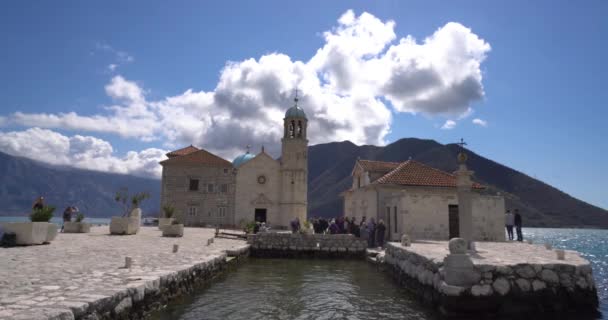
left=472, top=195, right=506, bottom=241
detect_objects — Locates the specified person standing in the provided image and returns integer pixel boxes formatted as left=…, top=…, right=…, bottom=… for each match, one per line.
left=505, top=210, right=514, bottom=240
left=60, top=206, right=73, bottom=233
left=32, top=196, right=44, bottom=210
left=376, top=219, right=386, bottom=248
left=368, top=218, right=376, bottom=248
left=514, top=209, right=523, bottom=242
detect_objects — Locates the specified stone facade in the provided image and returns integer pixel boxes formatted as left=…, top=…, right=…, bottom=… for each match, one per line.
left=343, top=159, right=505, bottom=242
left=160, top=162, right=235, bottom=227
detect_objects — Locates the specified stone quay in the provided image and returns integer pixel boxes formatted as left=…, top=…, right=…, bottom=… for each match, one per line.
left=0, top=226, right=249, bottom=320
left=247, top=232, right=368, bottom=259
left=384, top=239, right=600, bottom=318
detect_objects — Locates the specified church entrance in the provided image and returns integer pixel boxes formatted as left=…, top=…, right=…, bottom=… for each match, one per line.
left=254, top=208, right=267, bottom=223
left=448, top=205, right=459, bottom=239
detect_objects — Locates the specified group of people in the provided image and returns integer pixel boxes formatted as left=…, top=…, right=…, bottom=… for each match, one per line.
left=505, top=209, right=523, bottom=241
left=291, top=216, right=388, bottom=248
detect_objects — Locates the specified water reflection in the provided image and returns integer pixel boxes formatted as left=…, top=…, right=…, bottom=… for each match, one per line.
left=151, top=259, right=437, bottom=320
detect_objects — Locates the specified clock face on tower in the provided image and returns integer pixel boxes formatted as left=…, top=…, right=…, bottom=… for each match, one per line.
left=257, top=175, right=267, bottom=185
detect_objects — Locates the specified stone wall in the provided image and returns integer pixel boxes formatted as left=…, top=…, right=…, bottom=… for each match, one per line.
left=79, top=246, right=250, bottom=320
left=247, top=233, right=368, bottom=258
left=384, top=242, right=599, bottom=317
left=161, top=164, right=235, bottom=227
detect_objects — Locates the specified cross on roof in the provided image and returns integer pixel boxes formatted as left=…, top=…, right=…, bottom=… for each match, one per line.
left=457, top=138, right=467, bottom=149
left=294, top=87, right=299, bottom=105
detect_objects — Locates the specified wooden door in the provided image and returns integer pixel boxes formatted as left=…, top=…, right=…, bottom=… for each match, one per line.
left=448, top=205, right=459, bottom=239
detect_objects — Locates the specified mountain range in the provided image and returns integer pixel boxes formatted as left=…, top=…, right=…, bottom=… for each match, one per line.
left=1, top=138, right=606, bottom=228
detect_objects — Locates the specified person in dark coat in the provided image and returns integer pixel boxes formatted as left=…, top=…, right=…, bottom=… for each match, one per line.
left=514, top=209, right=523, bottom=242
left=376, top=219, right=386, bottom=248
left=368, top=218, right=376, bottom=248
left=60, top=206, right=73, bottom=233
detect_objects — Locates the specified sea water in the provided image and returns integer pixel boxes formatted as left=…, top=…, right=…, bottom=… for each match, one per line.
left=151, top=228, right=608, bottom=320
left=0, top=216, right=111, bottom=225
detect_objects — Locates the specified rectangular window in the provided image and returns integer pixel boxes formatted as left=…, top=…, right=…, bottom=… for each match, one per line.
left=189, top=179, right=199, bottom=191
left=220, top=184, right=228, bottom=193
left=394, top=206, right=398, bottom=233
left=223, top=168, right=229, bottom=174
left=218, top=207, right=226, bottom=217
left=188, top=206, right=197, bottom=216
left=207, top=184, right=214, bottom=193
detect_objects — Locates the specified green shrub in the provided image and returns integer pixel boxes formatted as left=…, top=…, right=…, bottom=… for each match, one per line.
left=244, top=221, right=257, bottom=234
left=75, top=213, right=85, bottom=223
left=162, top=205, right=175, bottom=218
left=30, top=206, right=55, bottom=222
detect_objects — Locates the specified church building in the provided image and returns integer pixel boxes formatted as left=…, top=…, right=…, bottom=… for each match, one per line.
left=342, top=152, right=506, bottom=242
left=159, top=96, right=308, bottom=228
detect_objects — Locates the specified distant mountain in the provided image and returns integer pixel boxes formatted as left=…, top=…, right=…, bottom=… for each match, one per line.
left=0, top=151, right=160, bottom=218
left=307, top=138, right=608, bottom=229
left=2, top=137, right=607, bottom=228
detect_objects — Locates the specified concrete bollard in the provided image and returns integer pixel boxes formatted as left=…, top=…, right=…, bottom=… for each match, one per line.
left=125, top=257, right=133, bottom=268
left=207, top=238, right=214, bottom=246
left=555, top=249, right=565, bottom=260
left=544, top=243, right=552, bottom=250
left=173, top=244, right=179, bottom=253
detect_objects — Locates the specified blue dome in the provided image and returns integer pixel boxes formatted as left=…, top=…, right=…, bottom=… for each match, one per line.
left=232, top=152, right=255, bottom=168
left=285, top=106, right=307, bottom=119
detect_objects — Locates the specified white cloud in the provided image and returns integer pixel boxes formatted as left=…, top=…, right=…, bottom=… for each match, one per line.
left=0, top=128, right=166, bottom=178
left=441, top=120, right=456, bottom=130
left=95, top=42, right=134, bottom=72
left=472, top=118, right=487, bottom=127
left=2, top=11, right=491, bottom=166
left=108, top=64, right=118, bottom=72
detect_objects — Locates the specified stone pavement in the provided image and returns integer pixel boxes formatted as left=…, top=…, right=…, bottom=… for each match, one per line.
left=0, top=226, right=248, bottom=319
left=399, top=240, right=589, bottom=267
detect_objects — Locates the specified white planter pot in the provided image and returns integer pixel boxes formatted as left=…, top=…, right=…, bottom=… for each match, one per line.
left=158, top=218, right=174, bottom=230
left=110, top=208, right=142, bottom=235
left=63, top=222, right=91, bottom=233
left=162, top=224, right=184, bottom=237
left=0, top=222, right=53, bottom=245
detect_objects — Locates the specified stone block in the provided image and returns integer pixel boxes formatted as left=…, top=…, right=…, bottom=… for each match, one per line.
left=443, top=253, right=480, bottom=286
left=0, top=222, right=53, bottom=245
left=515, top=278, right=530, bottom=292
left=162, top=224, right=184, bottom=237
left=110, top=216, right=140, bottom=235
left=540, top=269, right=559, bottom=284
left=532, top=280, right=546, bottom=291
left=63, top=222, right=91, bottom=233
left=448, top=238, right=467, bottom=254
left=471, top=284, right=493, bottom=296
left=515, top=265, right=536, bottom=278
left=492, top=277, right=510, bottom=295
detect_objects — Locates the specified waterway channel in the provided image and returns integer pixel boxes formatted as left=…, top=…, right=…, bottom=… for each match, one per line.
left=150, top=258, right=438, bottom=320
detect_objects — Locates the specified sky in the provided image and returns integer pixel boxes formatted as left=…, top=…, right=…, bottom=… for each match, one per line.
left=0, top=1, right=606, bottom=210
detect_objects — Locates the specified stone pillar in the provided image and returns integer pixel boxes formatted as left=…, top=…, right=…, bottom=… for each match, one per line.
left=454, top=152, right=474, bottom=247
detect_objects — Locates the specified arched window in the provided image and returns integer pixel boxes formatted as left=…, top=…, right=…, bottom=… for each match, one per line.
left=297, top=121, right=302, bottom=137
left=288, top=121, right=295, bottom=138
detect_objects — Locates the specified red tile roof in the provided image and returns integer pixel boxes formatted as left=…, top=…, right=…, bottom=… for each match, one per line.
left=160, top=148, right=232, bottom=167
left=368, top=160, right=483, bottom=189
left=165, top=145, right=199, bottom=158
left=357, top=159, right=401, bottom=173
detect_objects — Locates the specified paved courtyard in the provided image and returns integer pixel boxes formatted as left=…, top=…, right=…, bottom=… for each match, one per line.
left=0, top=226, right=247, bottom=319
left=399, top=240, right=589, bottom=266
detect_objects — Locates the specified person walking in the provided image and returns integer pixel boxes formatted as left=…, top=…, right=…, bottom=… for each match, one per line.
left=376, top=219, right=386, bottom=248
left=514, top=209, right=523, bottom=242
left=60, top=206, right=73, bottom=233
left=505, top=210, right=515, bottom=240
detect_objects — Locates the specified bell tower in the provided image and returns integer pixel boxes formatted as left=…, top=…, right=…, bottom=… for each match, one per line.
left=279, top=91, right=308, bottom=227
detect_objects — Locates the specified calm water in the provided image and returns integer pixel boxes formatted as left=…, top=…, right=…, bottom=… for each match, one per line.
left=151, top=228, right=608, bottom=320
left=0, top=216, right=111, bottom=225
left=150, top=259, right=438, bottom=320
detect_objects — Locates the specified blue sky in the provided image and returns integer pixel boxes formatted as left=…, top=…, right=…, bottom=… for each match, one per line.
left=0, top=1, right=606, bottom=210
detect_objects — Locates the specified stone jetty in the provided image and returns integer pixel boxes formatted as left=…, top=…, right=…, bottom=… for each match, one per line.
left=384, top=239, right=599, bottom=318
left=0, top=226, right=249, bottom=320
left=247, top=232, right=368, bottom=258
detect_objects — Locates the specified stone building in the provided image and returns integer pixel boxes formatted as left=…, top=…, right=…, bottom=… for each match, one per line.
left=342, top=155, right=505, bottom=242
left=160, top=97, right=308, bottom=228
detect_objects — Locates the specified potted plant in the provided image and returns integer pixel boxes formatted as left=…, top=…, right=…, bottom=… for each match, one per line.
left=159, top=205, right=175, bottom=230
left=0, top=206, right=57, bottom=245
left=110, top=188, right=149, bottom=235
left=162, top=219, right=184, bottom=237
left=64, top=213, right=91, bottom=233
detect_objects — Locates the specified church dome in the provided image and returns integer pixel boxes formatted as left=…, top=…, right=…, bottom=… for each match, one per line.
left=232, top=152, right=255, bottom=168
left=285, top=105, right=307, bottom=119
